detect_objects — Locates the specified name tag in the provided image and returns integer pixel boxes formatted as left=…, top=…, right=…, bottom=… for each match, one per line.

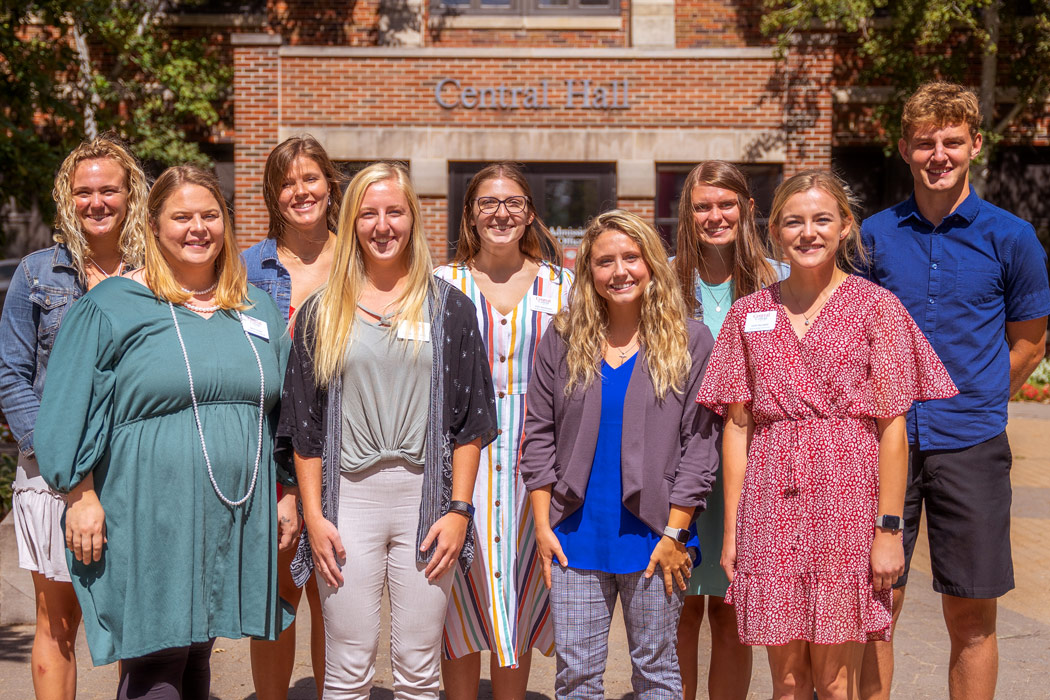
left=241, top=314, right=270, bottom=340
left=530, top=294, right=558, bottom=314
left=743, top=310, right=777, bottom=333
left=396, top=321, right=431, bottom=342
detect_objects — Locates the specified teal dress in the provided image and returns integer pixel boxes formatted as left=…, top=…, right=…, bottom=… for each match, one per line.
left=35, top=277, right=293, bottom=665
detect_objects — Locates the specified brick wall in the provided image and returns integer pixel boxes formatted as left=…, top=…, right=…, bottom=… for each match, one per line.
left=676, top=0, right=766, bottom=48
left=278, top=57, right=783, bottom=129
left=233, top=38, right=281, bottom=243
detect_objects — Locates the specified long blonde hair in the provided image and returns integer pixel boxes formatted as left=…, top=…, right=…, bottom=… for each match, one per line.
left=674, top=161, right=780, bottom=315
left=307, top=162, right=435, bottom=386
left=767, top=170, right=867, bottom=273
left=144, top=166, right=250, bottom=310
left=52, top=134, right=149, bottom=280
left=554, top=209, right=690, bottom=400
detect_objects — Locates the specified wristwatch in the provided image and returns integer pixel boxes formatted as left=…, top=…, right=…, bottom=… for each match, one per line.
left=875, top=514, right=902, bottom=532
left=448, top=500, right=475, bottom=519
left=662, top=526, right=690, bottom=544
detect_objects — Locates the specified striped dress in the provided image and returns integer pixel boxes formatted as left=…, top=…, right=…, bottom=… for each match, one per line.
left=435, top=261, right=573, bottom=667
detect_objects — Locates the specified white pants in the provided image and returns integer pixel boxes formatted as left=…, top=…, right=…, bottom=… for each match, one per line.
left=318, top=463, right=453, bottom=700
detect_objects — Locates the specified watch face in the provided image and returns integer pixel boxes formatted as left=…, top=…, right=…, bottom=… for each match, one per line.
left=878, top=515, right=901, bottom=530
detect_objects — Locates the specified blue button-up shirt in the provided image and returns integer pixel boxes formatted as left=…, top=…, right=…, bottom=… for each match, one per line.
left=241, top=237, right=292, bottom=321
left=861, top=188, right=1050, bottom=450
left=0, top=244, right=86, bottom=456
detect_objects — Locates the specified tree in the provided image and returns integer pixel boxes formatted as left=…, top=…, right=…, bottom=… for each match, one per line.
left=760, top=0, right=1050, bottom=196
left=0, top=0, right=230, bottom=244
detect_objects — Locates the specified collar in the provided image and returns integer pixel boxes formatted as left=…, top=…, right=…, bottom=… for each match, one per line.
left=50, top=243, right=79, bottom=272
left=259, top=237, right=280, bottom=264
left=899, top=186, right=980, bottom=229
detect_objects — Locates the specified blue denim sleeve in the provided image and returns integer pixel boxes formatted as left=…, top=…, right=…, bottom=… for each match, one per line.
left=0, top=260, right=41, bottom=456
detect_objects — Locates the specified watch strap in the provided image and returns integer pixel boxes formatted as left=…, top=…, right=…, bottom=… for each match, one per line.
left=448, top=500, right=475, bottom=519
left=662, top=526, right=690, bottom=544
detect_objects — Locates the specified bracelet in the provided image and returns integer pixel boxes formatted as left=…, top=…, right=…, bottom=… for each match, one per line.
left=448, top=500, right=475, bottom=519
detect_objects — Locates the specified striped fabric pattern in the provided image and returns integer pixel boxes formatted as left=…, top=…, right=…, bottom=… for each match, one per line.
left=435, top=262, right=573, bottom=667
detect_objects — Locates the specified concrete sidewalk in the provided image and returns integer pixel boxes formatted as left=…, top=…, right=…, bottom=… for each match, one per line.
left=1, top=403, right=1048, bottom=698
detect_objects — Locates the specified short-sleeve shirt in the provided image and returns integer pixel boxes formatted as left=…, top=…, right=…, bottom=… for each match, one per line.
left=861, top=188, right=1050, bottom=449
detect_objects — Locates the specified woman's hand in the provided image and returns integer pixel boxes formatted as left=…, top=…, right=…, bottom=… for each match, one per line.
left=720, top=531, right=737, bottom=584
left=870, top=529, right=905, bottom=592
left=645, top=537, right=692, bottom=595
left=304, top=513, right=345, bottom=588
left=535, top=524, right=568, bottom=589
left=65, top=480, right=106, bottom=565
left=276, top=488, right=301, bottom=551
left=421, top=512, right=469, bottom=581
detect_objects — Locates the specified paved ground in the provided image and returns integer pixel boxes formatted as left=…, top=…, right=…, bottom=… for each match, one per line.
left=1, top=403, right=1048, bottom=698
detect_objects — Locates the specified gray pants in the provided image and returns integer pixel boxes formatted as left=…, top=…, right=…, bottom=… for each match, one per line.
left=550, top=565, right=685, bottom=700
left=317, top=463, right=453, bottom=700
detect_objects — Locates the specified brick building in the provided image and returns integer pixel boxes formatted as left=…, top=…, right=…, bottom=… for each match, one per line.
left=226, top=0, right=840, bottom=263
left=125, top=2, right=1039, bottom=267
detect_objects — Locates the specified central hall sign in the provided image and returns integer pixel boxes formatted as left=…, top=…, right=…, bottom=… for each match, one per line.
left=434, top=78, right=630, bottom=110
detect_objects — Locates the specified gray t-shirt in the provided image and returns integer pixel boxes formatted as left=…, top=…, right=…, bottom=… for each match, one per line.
left=339, top=310, right=433, bottom=472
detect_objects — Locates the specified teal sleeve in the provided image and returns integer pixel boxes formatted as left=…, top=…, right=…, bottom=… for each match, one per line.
left=35, top=297, right=117, bottom=493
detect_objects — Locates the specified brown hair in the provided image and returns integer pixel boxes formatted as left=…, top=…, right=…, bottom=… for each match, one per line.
left=674, top=161, right=780, bottom=316
left=145, top=165, right=249, bottom=310
left=263, top=135, right=344, bottom=240
left=52, top=134, right=149, bottom=279
left=453, top=162, right=562, bottom=266
left=901, top=81, right=981, bottom=141
left=767, top=170, right=867, bottom=274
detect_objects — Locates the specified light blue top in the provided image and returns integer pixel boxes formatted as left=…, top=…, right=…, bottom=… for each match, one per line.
left=696, top=278, right=733, bottom=338
left=554, top=354, right=662, bottom=574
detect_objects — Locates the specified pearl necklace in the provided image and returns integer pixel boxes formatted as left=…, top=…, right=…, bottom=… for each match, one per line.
left=183, top=301, right=221, bottom=314
left=169, top=302, right=265, bottom=507
left=181, top=281, right=217, bottom=295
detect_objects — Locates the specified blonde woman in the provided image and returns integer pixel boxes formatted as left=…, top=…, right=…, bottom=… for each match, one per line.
left=35, top=165, right=292, bottom=698
left=436, top=162, right=571, bottom=699
left=696, top=171, right=957, bottom=699
left=0, top=135, right=147, bottom=700
left=520, top=210, right=720, bottom=700
left=278, top=162, right=496, bottom=698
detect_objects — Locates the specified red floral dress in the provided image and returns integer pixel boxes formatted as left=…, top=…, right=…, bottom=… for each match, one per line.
left=696, top=276, right=957, bottom=645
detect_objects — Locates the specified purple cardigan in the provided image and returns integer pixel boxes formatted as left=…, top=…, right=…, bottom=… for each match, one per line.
left=520, top=319, right=720, bottom=534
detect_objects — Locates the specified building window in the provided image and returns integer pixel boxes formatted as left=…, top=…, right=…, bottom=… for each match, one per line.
left=433, top=0, right=618, bottom=17
left=655, top=163, right=783, bottom=249
left=448, top=162, right=616, bottom=269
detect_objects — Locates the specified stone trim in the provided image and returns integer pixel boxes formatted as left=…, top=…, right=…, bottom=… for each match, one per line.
left=277, top=46, right=776, bottom=59
left=231, top=33, right=283, bottom=46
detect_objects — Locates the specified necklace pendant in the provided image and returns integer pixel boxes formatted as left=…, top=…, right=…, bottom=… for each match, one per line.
left=804, top=318, right=811, bottom=326
left=715, top=305, right=722, bottom=313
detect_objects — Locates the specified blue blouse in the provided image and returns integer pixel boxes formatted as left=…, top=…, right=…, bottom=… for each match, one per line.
left=554, top=354, right=662, bottom=574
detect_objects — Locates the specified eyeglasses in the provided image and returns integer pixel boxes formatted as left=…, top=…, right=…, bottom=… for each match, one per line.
left=475, top=196, right=529, bottom=215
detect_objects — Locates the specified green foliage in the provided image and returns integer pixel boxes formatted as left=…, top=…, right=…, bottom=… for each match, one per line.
left=0, top=452, right=13, bottom=519
left=760, top=0, right=1050, bottom=153
left=0, top=0, right=230, bottom=241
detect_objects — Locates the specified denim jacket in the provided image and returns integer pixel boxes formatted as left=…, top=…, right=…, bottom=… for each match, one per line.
left=241, top=238, right=292, bottom=321
left=0, top=244, right=85, bottom=457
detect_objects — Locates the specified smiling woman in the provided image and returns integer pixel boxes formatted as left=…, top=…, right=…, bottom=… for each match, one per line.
left=278, top=162, right=496, bottom=699
left=33, top=165, right=293, bottom=700
left=0, top=135, right=148, bottom=700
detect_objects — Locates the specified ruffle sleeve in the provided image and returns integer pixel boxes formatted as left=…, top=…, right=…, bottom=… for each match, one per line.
left=34, top=297, right=117, bottom=493
left=865, top=289, right=959, bottom=418
left=695, top=300, right=753, bottom=415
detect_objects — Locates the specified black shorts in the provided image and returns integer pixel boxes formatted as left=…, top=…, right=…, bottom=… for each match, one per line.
left=897, top=431, right=1014, bottom=598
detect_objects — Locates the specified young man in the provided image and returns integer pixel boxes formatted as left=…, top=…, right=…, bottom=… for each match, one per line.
left=859, top=81, right=1049, bottom=700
